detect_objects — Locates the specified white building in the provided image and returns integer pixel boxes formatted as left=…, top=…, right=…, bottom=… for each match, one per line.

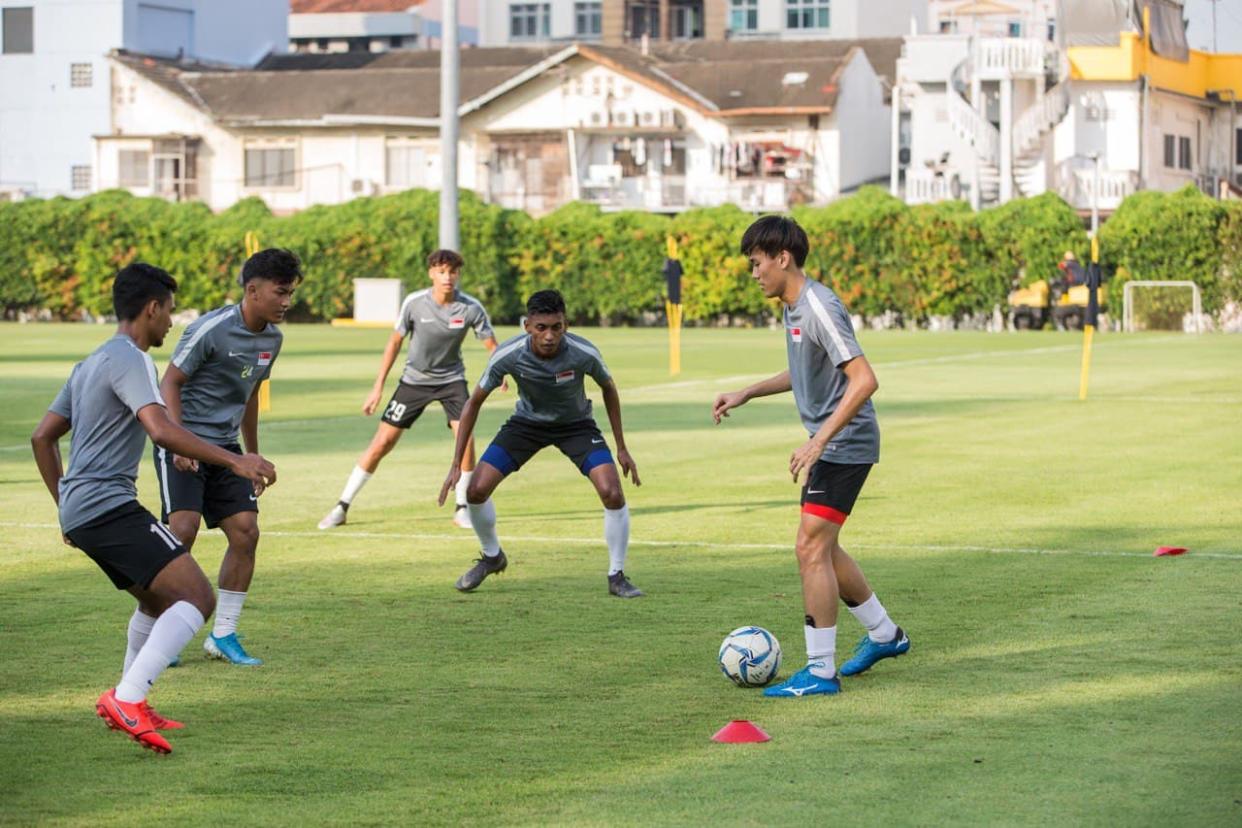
left=0, top=0, right=287, bottom=200
left=96, top=39, right=899, bottom=214
left=892, top=0, right=1242, bottom=212
left=476, top=0, right=926, bottom=47
left=288, top=0, right=481, bottom=54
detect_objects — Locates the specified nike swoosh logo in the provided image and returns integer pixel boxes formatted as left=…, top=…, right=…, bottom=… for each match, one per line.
left=591, top=438, right=604, bottom=444
left=228, top=351, right=245, bottom=358
left=112, top=701, right=138, bottom=728
left=249, top=494, right=257, bottom=501
left=419, top=318, right=434, bottom=322
left=807, top=489, right=825, bottom=494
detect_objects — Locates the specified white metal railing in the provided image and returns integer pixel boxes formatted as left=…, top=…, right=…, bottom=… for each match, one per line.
left=947, top=81, right=1000, bottom=165
left=1013, top=83, right=1069, bottom=157
left=905, top=168, right=959, bottom=204
left=973, top=37, right=1045, bottom=77
left=1059, top=166, right=1137, bottom=211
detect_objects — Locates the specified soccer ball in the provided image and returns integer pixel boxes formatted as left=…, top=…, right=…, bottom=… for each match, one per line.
left=718, top=626, right=782, bottom=687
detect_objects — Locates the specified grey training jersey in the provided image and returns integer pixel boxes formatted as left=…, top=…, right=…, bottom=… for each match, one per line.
left=50, top=335, right=166, bottom=532
left=784, top=279, right=880, bottom=464
left=395, top=289, right=494, bottom=386
left=478, top=332, right=611, bottom=425
left=170, top=304, right=282, bottom=445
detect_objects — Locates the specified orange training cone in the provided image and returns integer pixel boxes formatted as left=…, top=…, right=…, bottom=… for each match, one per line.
left=712, top=720, right=770, bottom=743
left=1154, top=546, right=1188, bottom=557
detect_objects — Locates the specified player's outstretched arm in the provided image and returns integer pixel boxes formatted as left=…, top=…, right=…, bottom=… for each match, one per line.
left=30, top=411, right=71, bottom=504
left=137, top=404, right=276, bottom=490
left=788, top=356, right=878, bottom=482
left=159, top=363, right=199, bottom=473
left=712, top=370, right=792, bottom=424
left=599, top=378, right=639, bottom=486
left=365, top=331, right=405, bottom=415
left=438, top=385, right=492, bottom=506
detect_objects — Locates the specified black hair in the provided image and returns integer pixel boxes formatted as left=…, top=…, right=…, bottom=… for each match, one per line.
left=427, top=249, right=464, bottom=270
left=241, top=248, right=303, bottom=286
left=739, top=215, right=809, bottom=268
left=113, top=262, right=177, bottom=321
left=526, top=289, right=566, bottom=316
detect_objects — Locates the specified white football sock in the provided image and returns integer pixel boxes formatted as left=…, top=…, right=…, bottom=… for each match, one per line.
left=116, top=601, right=204, bottom=703
left=122, top=608, right=157, bottom=677
left=604, top=504, right=630, bottom=575
left=468, top=499, right=501, bottom=557
left=455, top=470, right=472, bottom=507
left=339, top=465, right=372, bottom=506
left=805, top=624, right=836, bottom=679
left=213, top=589, right=247, bottom=638
left=849, top=593, right=898, bottom=643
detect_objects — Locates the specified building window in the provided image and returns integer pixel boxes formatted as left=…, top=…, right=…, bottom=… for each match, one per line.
left=509, top=3, right=550, bottom=40
left=70, top=62, right=92, bottom=88
left=730, top=0, right=758, bottom=32
left=627, top=1, right=660, bottom=38
left=118, top=150, right=150, bottom=187
left=1236, top=128, right=1241, bottom=165
left=1163, top=135, right=1176, bottom=167
left=1046, top=21, right=1056, bottom=41
left=2, top=6, right=33, bottom=53
left=1008, top=21, right=1022, bottom=37
left=939, top=20, right=956, bottom=33
left=70, top=165, right=91, bottom=191
left=1178, top=136, right=1192, bottom=170
left=244, top=145, right=296, bottom=188
left=385, top=142, right=430, bottom=189
left=786, top=0, right=829, bottom=30
left=671, top=0, right=703, bottom=38
left=575, top=2, right=601, bottom=36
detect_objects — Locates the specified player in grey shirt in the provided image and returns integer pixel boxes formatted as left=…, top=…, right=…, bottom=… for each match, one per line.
left=713, top=216, right=910, bottom=699
left=156, top=248, right=301, bottom=666
left=318, top=249, right=501, bottom=532
left=437, top=290, right=643, bottom=598
left=30, top=263, right=274, bottom=754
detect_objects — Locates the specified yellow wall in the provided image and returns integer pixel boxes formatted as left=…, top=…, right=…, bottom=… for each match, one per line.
left=1068, top=32, right=1242, bottom=99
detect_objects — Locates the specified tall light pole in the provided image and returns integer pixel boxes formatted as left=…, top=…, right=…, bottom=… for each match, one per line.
left=439, top=0, right=459, bottom=251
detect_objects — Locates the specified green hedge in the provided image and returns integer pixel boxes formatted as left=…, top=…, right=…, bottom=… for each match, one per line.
left=1, top=185, right=1238, bottom=324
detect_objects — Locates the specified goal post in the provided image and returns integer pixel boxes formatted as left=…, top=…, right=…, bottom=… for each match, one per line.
left=1122, top=280, right=1204, bottom=333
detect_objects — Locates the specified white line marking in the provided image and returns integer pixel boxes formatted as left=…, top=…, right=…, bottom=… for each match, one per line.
left=5, top=522, right=1237, bottom=561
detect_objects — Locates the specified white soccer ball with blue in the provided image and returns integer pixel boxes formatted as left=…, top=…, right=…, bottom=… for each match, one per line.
left=718, top=626, right=782, bottom=687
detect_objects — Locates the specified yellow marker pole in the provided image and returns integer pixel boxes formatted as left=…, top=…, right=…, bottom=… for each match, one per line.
left=244, top=231, right=273, bottom=412
left=665, top=236, right=682, bottom=376
left=1078, top=236, right=1099, bottom=401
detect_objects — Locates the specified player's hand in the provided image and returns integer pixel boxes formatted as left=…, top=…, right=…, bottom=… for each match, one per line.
left=173, top=453, right=199, bottom=473
left=438, top=465, right=462, bottom=507
left=253, top=479, right=266, bottom=498
left=232, top=453, right=276, bottom=490
left=789, top=438, right=825, bottom=483
left=617, top=448, right=641, bottom=487
left=712, top=391, right=747, bottom=424
left=363, top=387, right=383, bottom=416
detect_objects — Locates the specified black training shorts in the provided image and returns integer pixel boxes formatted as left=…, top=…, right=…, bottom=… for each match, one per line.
left=381, top=380, right=469, bottom=429
left=800, top=461, right=872, bottom=525
left=64, top=501, right=187, bottom=590
left=481, top=417, right=614, bottom=476
left=153, top=442, right=257, bottom=529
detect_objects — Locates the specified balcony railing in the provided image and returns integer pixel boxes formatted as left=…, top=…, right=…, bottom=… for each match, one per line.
left=973, top=37, right=1046, bottom=78
left=1057, top=163, right=1137, bottom=211
left=905, top=168, right=963, bottom=205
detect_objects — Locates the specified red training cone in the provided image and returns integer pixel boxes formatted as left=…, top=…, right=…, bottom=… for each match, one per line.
left=1154, top=546, right=1188, bottom=557
left=712, top=720, right=770, bottom=743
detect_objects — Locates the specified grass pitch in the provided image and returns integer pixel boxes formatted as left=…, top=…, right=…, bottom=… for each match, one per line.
left=1, top=323, right=1240, bottom=825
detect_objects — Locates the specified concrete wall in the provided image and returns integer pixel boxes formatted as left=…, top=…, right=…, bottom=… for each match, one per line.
left=833, top=48, right=891, bottom=192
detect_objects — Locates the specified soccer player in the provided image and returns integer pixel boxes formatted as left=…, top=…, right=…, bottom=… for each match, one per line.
left=31, top=263, right=275, bottom=754
left=437, top=289, right=643, bottom=598
left=712, top=216, right=910, bottom=698
left=318, top=249, right=501, bottom=531
left=154, top=248, right=301, bottom=666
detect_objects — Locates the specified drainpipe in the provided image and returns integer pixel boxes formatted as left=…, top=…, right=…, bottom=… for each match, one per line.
left=890, top=84, right=900, bottom=197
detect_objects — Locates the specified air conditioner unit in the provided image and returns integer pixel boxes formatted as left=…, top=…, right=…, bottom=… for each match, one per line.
left=589, top=111, right=603, bottom=126
left=613, top=110, right=633, bottom=127
left=640, top=110, right=655, bottom=125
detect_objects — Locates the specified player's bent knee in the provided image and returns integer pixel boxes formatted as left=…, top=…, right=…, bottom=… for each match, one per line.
left=599, top=487, right=625, bottom=509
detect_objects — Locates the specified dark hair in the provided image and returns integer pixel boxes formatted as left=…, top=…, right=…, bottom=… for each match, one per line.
left=113, top=262, right=177, bottom=321
left=739, top=215, right=809, bottom=268
left=427, top=249, right=464, bottom=270
left=526, top=289, right=566, bottom=316
left=241, top=248, right=303, bottom=286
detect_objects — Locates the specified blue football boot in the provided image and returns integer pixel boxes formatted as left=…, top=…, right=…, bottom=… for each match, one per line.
left=839, top=627, right=910, bottom=677
left=762, top=663, right=842, bottom=698
left=204, top=632, right=263, bottom=666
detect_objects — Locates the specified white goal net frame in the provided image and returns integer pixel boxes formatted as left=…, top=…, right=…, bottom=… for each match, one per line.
left=1122, top=280, right=1204, bottom=333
